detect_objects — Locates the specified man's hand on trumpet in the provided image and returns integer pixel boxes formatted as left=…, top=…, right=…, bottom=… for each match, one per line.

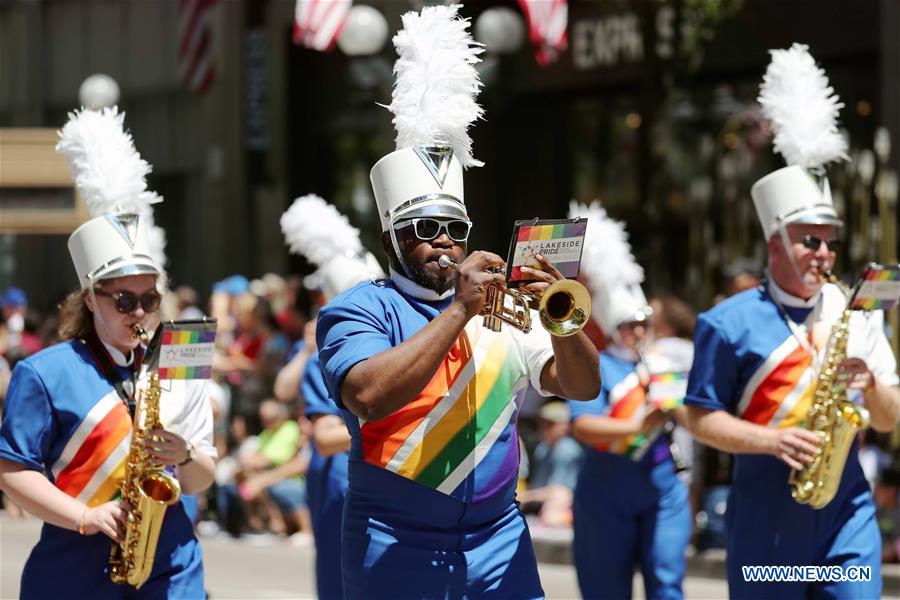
left=518, top=254, right=566, bottom=298
left=448, top=251, right=507, bottom=320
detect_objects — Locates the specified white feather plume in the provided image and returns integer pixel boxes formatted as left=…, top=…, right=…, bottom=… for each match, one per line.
left=388, top=4, right=485, bottom=168
left=569, top=200, right=644, bottom=293
left=56, top=106, right=162, bottom=217
left=280, top=194, right=363, bottom=266
left=758, top=43, right=847, bottom=169
left=147, top=220, right=168, bottom=270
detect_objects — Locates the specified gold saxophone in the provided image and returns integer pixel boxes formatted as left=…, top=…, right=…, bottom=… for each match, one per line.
left=109, top=324, right=182, bottom=588
left=788, top=273, right=870, bottom=509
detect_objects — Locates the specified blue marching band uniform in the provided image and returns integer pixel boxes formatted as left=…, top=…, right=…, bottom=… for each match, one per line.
left=1, top=342, right=214, bottom=599
left=300, top=351, right=350, bottom=600
left=570, top=351, right=691, bottom=600
left=686, top=279, right=896, bottom=599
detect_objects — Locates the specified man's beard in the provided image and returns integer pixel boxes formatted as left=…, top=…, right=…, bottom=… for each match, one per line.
left=409, top=263, right=456, bottom=295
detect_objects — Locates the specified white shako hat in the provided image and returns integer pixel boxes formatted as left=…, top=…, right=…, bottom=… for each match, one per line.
left=57, top=107, right=165, bottom=288
left=568, top=200, right=651, bottom=336
left=68, top=214, right=159, bottom=287
left=752, top=44, right=847, bottom=240
left=280, top=194, right=385, bottom=300
left=371, top=146, right=468, bottom=229
left=370, top=4, right=484, bottom=273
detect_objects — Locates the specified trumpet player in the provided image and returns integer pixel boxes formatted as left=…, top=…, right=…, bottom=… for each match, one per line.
left=314, top=6, right=598, bottom=598
left=685, top=45, right=899, bottom=600
left=0, top=108, right=216, bottom=598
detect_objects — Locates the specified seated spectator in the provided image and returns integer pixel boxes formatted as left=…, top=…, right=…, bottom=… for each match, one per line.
left=238, top=400, right=310, bottom=536
left=240, top=442, right=312, bottom=541
left=875, top=467, right=900, bottom=564
left=214, top=416, right=259, bottom=536
left=518, top=401, right=584, bottom=527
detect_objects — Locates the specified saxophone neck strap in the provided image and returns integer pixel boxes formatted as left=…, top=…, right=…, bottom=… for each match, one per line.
left=83, top=330, right=143, bottom=417
left=764, top=283, right=825, bottom=369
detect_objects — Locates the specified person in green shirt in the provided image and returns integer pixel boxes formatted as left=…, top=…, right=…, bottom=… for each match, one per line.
left=240, top=400, right=311, bottom=536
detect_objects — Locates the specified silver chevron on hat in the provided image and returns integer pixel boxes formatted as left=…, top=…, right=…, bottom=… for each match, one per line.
left=414, top=146, right=454, bottom=188
left=108, top=213, right=140, bottom=248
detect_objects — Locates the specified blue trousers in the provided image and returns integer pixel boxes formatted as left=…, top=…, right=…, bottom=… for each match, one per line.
left=726, top=455, right=881, bottom=600
left=573, top=457, right=690, bottom=600
left=307, top=450, right=348, bottom=600
left=342, top=461, right=544, bottom=600
left=20, top=503, right=205, bottom=599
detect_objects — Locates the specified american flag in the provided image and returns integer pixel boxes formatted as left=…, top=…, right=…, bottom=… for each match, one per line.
left=517, top=0, right=568, bottom=66
left=293, top=0, right=352, bottom=52
left=179, top=0, right=218, bottom=95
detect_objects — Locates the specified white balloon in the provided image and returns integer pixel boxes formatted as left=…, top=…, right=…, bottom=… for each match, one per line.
left=78, top=74, right=120, bottom=110
left=475, top=7, right=525, bottom=55
left=337, top=5, right=389, bottom=57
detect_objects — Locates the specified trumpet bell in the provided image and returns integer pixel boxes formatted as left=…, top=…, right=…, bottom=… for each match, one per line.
left=538, top=280, right=592, bottom=337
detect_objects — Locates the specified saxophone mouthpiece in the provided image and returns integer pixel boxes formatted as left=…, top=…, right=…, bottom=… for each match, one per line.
left=131, top=323, right=151, bottom=345
left=438, top=255, right=458, bottom=269
left=818, top=268, right=837, bottom=284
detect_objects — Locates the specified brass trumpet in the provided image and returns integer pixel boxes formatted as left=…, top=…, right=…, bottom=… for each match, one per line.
left=438, top=255, right=591, bottom=337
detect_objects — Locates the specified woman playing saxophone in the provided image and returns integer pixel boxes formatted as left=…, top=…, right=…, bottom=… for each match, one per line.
left=0, top=109, right=216, bottom=598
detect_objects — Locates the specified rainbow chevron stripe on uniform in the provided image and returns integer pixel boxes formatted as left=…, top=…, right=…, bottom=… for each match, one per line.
left=850, top=265, right=900, bottom=311
left=359, top=322, right=527, bottom=499
left=51, top=394, right=131, bottom=507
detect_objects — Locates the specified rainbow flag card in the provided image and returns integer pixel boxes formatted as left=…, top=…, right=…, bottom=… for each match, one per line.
left=647, top=372, right=688, bottom=410
left=154, top=319, right=217, bottom=380
left=850, top=263, right=900, bottom=311
left=506, top=218, right=587, bottom=285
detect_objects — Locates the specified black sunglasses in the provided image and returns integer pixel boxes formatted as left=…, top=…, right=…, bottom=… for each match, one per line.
left=94, top=288, right=162, bottom=313
left=800, top=234, right=840, bottom=252
left=395, top=218, right=472, bottom=243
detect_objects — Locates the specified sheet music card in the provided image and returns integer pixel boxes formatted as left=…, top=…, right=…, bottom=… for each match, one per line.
left=506, top=218, right=587, bottom=286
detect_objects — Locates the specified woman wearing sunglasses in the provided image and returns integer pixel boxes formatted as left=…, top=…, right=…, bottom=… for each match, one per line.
left=0, top=108, right=216, bottom=599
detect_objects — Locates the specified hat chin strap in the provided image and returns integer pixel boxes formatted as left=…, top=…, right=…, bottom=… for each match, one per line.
left=776, top=220, right=815, bottom=291
left=87, top=282, right=115, bottom=345
left=388, top=217, right=415, bottom=279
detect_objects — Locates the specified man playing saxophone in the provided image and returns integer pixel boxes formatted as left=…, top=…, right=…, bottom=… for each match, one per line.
left=0, top=108, right=216, bottom=598
left=685, top=45, right=900, bottom=599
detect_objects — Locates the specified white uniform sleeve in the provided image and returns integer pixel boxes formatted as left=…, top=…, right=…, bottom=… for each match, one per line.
left=162, top=379, right=218, bottom=459
left=848, top=310, right=900, bottom=387
left=511, top=309, right=556, bottom=397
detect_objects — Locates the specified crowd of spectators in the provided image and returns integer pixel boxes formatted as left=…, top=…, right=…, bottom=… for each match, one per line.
left=1, top=269, right=898, bottom=563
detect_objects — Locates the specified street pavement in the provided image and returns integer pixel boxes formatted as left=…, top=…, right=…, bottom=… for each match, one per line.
left=0, top=514, right=823, bottom=600
left=1, top=514, right=730, bottom=599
